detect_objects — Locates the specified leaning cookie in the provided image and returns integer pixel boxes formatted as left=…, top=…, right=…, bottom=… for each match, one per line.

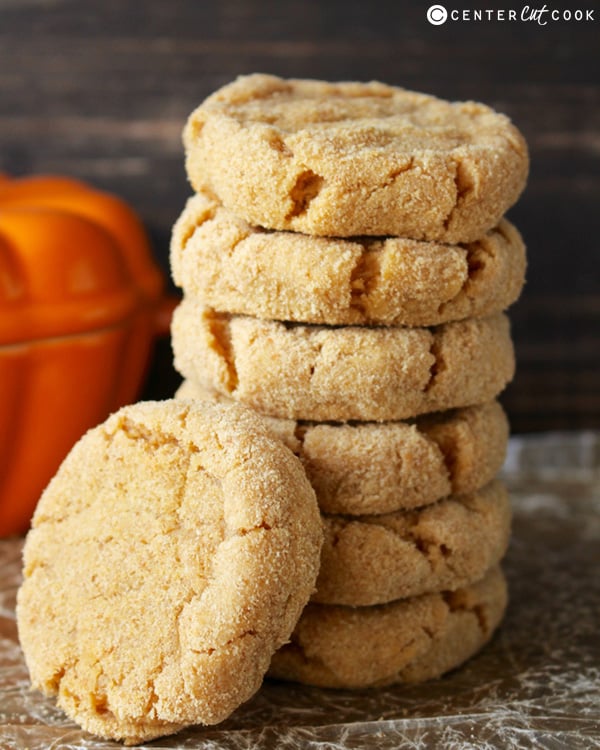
left=172, top=299, right=515, bottom=422
left=177, top=380, right=509, bottom=516
left=171, top=191, right=526, bottom=327
left=268, top=566, right=507, bottom=688
left=17, top=399, right=322, bottom=745
left=184, top=74, right=528, bottom=242
left=314, top=480, right=511, bottom=606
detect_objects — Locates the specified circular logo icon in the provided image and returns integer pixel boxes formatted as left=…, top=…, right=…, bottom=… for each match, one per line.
left=427, top=5, right=448, bottom=25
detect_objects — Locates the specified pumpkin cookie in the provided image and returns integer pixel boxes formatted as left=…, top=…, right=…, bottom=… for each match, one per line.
left=269, top=565, right=507, bottom=688
left=171, top=191, right=526, bottom=327
left=177, top=380, right=510, bottom=516
left=184, top=74, right=528, bottom=242
left=171, top=299, right=515, bottom=422
left=315, top=480, right=511, bottom=606
left=17, top=399, right=322, bottom=745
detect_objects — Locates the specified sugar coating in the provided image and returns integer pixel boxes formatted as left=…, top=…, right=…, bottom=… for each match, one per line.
left=171, top=299, right=515, bottom=422
left=184, top=74, right=529, bottom=242
left=17, top=399, right=322, bottom=745
left=315, top=480, right=511, bottom=606
left=171, top=191, right=527, bottom=327
left=268, top=566, right=507, bottom=688
left=177, top=381, right=509, bottom=516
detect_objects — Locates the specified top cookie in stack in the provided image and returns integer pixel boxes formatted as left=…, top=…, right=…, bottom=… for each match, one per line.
left=182, top=73, right=528, bottom=243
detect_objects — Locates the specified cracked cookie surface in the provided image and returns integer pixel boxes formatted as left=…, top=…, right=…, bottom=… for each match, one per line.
left=184, top=74, right=528, bottom=242
left=177, top=380, right=509, bottom=516
left=16, top=399, right=322, bottom=745
left=171, top=191, right=526, bottom=327
left=315, top=480, right=511, bottom=606
left=171, top=298, right=515, bottom=422
left=268, top=565, right=507, bottom=688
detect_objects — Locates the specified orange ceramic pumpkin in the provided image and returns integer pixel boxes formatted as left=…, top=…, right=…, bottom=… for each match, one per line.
left=0, top=174, right=174, bottom=536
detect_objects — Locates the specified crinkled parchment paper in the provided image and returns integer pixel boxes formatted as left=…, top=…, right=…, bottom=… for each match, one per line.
left=1, top=432, right=599, bottom=749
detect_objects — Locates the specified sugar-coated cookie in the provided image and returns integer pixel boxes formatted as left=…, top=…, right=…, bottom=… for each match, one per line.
left=171, top=299, right=515, bottom=422
left=315, top=481, right=511, bottom=605
left=184, top=74, right=528, bottom=242
left=177, top=380, right=509, bottom=516
left=17, top=399, right=322, bottom=745
left=171, top=191, right=526, bottom=327
left=269, top=566, right=507, bottom=688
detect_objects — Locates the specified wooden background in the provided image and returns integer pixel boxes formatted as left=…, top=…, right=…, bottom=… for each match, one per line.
left=1, top=0, right=598, bottom=433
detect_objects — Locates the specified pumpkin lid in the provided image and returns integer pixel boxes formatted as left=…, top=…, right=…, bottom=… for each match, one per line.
left=0, top=175, right=165, bottom=346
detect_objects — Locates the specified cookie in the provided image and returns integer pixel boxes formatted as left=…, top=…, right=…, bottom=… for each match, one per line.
left=183, top=74, right=528, bottom=242
left=268, top=565, right=507, bottom=688
left=16, top=399, right=322, bottom=745
left=177, top=380, right=510, bottom=516
left=314, top=480, right=511, bottom=606
left=171, top=191, right=526, bottom=327
left=171, top=299, right=515, bottom=422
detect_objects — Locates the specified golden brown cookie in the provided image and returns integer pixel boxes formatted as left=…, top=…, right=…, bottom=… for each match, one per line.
left=171, top=191, right=527, bottom=327
left=17, top=399, right=322, bottom=745
left=268, top=565, right=507, bottom=688
left=171, top=299, right=515, bottom=422
left=184, top=74, right=529, bottom=242
left=314, top=480, right=511, bottom=606
left=177, top=380, right=510, bottom=516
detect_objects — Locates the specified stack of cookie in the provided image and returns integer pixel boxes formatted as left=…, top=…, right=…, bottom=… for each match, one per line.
left=171, top=74, right=529, bottom=688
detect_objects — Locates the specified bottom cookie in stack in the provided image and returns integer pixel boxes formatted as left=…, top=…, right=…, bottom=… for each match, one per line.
left=268, top=565, right=508, bottom=689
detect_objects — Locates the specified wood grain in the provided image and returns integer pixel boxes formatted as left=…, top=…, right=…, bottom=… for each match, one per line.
left=1, top=0, right=598, bottom=432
